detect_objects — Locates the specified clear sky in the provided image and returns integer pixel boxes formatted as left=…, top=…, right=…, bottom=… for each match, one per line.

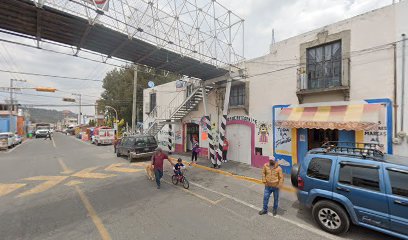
left=0, top=0, right=393, bottom=116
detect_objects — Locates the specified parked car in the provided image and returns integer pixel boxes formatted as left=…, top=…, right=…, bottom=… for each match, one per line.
left=14, top=134, right=22, bottom=145
left=291, top=142, right=408, bottom=239
left=0, top=132, right=15, bottom=148
left=0, top=134, right=8, bottom=150
left=116, top=135, right=158, bottom=161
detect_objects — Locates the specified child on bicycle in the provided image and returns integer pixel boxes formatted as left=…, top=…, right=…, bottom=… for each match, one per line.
left=173, top=158, right=185, bottom=176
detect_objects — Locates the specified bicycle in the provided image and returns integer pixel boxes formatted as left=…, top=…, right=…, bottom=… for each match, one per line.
left=171, top=168, right=189, bottom=189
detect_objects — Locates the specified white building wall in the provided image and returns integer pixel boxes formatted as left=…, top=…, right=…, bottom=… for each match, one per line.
left=394, top=0, right=408, bottom=156
left=143, top=2, right=408, bottom=160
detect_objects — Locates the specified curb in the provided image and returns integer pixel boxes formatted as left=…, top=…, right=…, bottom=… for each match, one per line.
left=169, top=157, right=296, bottom=193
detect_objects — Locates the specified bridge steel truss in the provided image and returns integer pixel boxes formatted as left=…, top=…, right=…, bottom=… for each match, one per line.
left=20, top=0, right=245, bottom=78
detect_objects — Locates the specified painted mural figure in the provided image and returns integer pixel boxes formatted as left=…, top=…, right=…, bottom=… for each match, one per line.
left=258, top=123, right=270, bottom=144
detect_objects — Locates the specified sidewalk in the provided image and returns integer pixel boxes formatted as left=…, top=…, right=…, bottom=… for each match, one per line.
left=169, top=152, right=295, bottom=193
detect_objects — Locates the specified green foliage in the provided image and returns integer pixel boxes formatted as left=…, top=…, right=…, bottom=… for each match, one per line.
left=99, top=65, right=179, bottom=125
left=88, top=119, right=96, bottom=127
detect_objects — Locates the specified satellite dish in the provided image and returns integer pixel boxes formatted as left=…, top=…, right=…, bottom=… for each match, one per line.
left=148, top=81, right=155, bottom=88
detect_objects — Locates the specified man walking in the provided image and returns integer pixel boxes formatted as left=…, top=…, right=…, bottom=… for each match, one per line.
left=151, top=147, right=172, bottom=189
left=259, top=156, right=284, bottom=216
left=222, top=138, right=229, bottom=162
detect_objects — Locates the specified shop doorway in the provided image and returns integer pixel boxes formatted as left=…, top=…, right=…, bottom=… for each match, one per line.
left=186, top=123, right=199, bottom=151
left=308, top=129, right=338, bottom=150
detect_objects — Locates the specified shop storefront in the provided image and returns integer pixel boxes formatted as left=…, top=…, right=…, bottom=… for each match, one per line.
left=272, top=99, right=393, bottom=174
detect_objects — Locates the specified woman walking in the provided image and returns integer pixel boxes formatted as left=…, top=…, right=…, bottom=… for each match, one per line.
left=191, top=139, right=199, bottom=164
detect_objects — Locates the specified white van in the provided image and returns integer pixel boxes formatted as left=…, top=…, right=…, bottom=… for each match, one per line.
left=0, top=132, right=15, bottom=148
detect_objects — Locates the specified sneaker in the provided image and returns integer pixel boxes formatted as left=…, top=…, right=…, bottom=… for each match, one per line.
left=258, top=210, right=267, bottom=215
left=272, top=209, right=277, bottom=216
left=157, top=185, right=160, bottom=189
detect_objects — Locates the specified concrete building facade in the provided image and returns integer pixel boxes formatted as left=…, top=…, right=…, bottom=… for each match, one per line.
left=144, top=1, right=408, bottom=173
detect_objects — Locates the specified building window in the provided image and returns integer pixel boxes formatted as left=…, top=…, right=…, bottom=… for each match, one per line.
left=230, top=84, right=245, bottom=106
left=149, top=93, right=156, bottom=112
left=307, top=41, right=341, bottom=89
left=339, top=163, right=380, bottom=192
left=307, top=158, right=332, bottom=181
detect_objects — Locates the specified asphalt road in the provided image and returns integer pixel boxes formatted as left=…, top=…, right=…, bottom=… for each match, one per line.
left=0, top=133, right=399, bottom=240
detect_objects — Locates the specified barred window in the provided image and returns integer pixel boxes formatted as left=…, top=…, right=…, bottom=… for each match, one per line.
left=307, top=41, right=341, bottom=89
left=230, top=84, right=245, bottom=106
left=149, top=93, right=156, bottom=112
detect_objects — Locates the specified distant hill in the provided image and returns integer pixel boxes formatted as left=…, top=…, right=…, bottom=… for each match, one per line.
left=26, top=108, right=77, bottom=124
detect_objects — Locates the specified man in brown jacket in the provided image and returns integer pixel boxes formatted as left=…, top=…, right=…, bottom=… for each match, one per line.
left=259, top=156, right=284, bottom=216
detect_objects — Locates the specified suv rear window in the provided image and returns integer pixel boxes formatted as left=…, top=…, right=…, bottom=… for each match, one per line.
left=388, top=169, right=408, bottom=197
left=307, top=158, right=332, bottom=181
left=339, top=163, right=380, bottom=192
left=146, top=137, right=157, bottom=145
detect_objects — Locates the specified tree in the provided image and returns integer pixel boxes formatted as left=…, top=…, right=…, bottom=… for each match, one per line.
left=89, top=119, right=96, bottom=127
left=99, top=65, right=179, bottom=126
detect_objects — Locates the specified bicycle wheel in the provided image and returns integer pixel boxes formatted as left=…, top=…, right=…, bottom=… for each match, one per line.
left=172, top=175, right=178, bottom=185
left=182, top=177, right=189, bottom=189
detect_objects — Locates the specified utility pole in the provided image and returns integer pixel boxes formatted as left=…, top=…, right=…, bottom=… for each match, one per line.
left=132, top=64, right=138, bottom=134
left=9, top=79, right=27, bottom=132
left=72, top=93, right=82, bottom=125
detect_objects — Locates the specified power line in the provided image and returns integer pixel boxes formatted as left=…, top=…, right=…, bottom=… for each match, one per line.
left=0, top=69, right=103, bottom=82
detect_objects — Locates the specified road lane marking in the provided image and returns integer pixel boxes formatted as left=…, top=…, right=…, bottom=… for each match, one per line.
left=65, top=180, right=83, bottom=186
left=18, top=176, right=69, bottom=198
left=52, top=137, right=56, bottom=148
left=170, top=157, right=296, bottom=193
left=72, top=167, right=116, bottom=179
left=0, top=183, right=26, bottom=197
left=58, top=157, right=74, bottom=174
left=188, top=181, right=342, bottom=240
left=74, top=185, right=112, bottom=240
left=163, top=179, right=223, bottom=205
left=105, top=163, right=143, bottom=173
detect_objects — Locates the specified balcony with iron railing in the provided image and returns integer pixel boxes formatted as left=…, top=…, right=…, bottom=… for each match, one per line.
left=296, top=66, right=350, bottom=103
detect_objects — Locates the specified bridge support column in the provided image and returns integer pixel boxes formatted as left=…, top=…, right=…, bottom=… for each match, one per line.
left=217, top=78, right=232, bottom=165
left=202, top=82, right=216, bottom=167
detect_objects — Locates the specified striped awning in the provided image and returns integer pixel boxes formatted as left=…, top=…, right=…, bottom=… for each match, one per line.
left=276, top=104, right=381, bottom=131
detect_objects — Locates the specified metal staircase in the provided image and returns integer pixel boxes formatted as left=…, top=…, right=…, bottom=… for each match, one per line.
left=144, top=82, right=213, bottom=136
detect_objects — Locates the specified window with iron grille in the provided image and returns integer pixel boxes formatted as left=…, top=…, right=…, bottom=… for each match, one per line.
left=307, top=41, right=342, bottom=89
left=149, top=93, right=156, bottom=112
left=230, top=84, right=245, bottom=106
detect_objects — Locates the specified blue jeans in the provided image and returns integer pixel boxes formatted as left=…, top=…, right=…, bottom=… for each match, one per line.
left=154, top=169, right=163, bottom=187
left=263, top=186, right=279, bottom=211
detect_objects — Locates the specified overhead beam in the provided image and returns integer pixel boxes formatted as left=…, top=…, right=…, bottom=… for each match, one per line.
left=36, top=7, right=42, bottom=48
left=74, top=24, right=93, bottom=56
left=107, top=38, right=130, bottom=58
left=156, top=55, right=184, bottom=70
left=134, top=47, right=161, bottom=64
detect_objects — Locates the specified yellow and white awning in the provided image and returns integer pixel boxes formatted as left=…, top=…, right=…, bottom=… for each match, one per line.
left=276, top=104, right=381, bottom=131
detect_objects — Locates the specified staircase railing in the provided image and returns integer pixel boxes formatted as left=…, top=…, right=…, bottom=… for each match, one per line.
left=144, top=79, right=202, bottom=134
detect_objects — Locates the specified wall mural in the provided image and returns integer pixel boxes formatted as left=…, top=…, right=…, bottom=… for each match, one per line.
left=257, top=122, right=272, bottom=144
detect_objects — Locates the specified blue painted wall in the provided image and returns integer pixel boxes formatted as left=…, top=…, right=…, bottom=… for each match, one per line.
left=0, top=116, right=16, bottom=132
left=0, top=118, right=9, bottom=132
left=297, top=128, right=308, bottom=164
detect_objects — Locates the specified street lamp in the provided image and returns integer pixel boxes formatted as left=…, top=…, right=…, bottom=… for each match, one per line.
left=105, top=105, right=118, bottom=133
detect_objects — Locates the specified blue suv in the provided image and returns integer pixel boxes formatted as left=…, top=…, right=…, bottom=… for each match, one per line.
left=291, top=142, right=408, bottom=239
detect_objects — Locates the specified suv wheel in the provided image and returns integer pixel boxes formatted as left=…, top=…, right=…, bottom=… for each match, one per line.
left=312, top=200, right=350, bottom=235
left=291, top=164, right=300, bottom=187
